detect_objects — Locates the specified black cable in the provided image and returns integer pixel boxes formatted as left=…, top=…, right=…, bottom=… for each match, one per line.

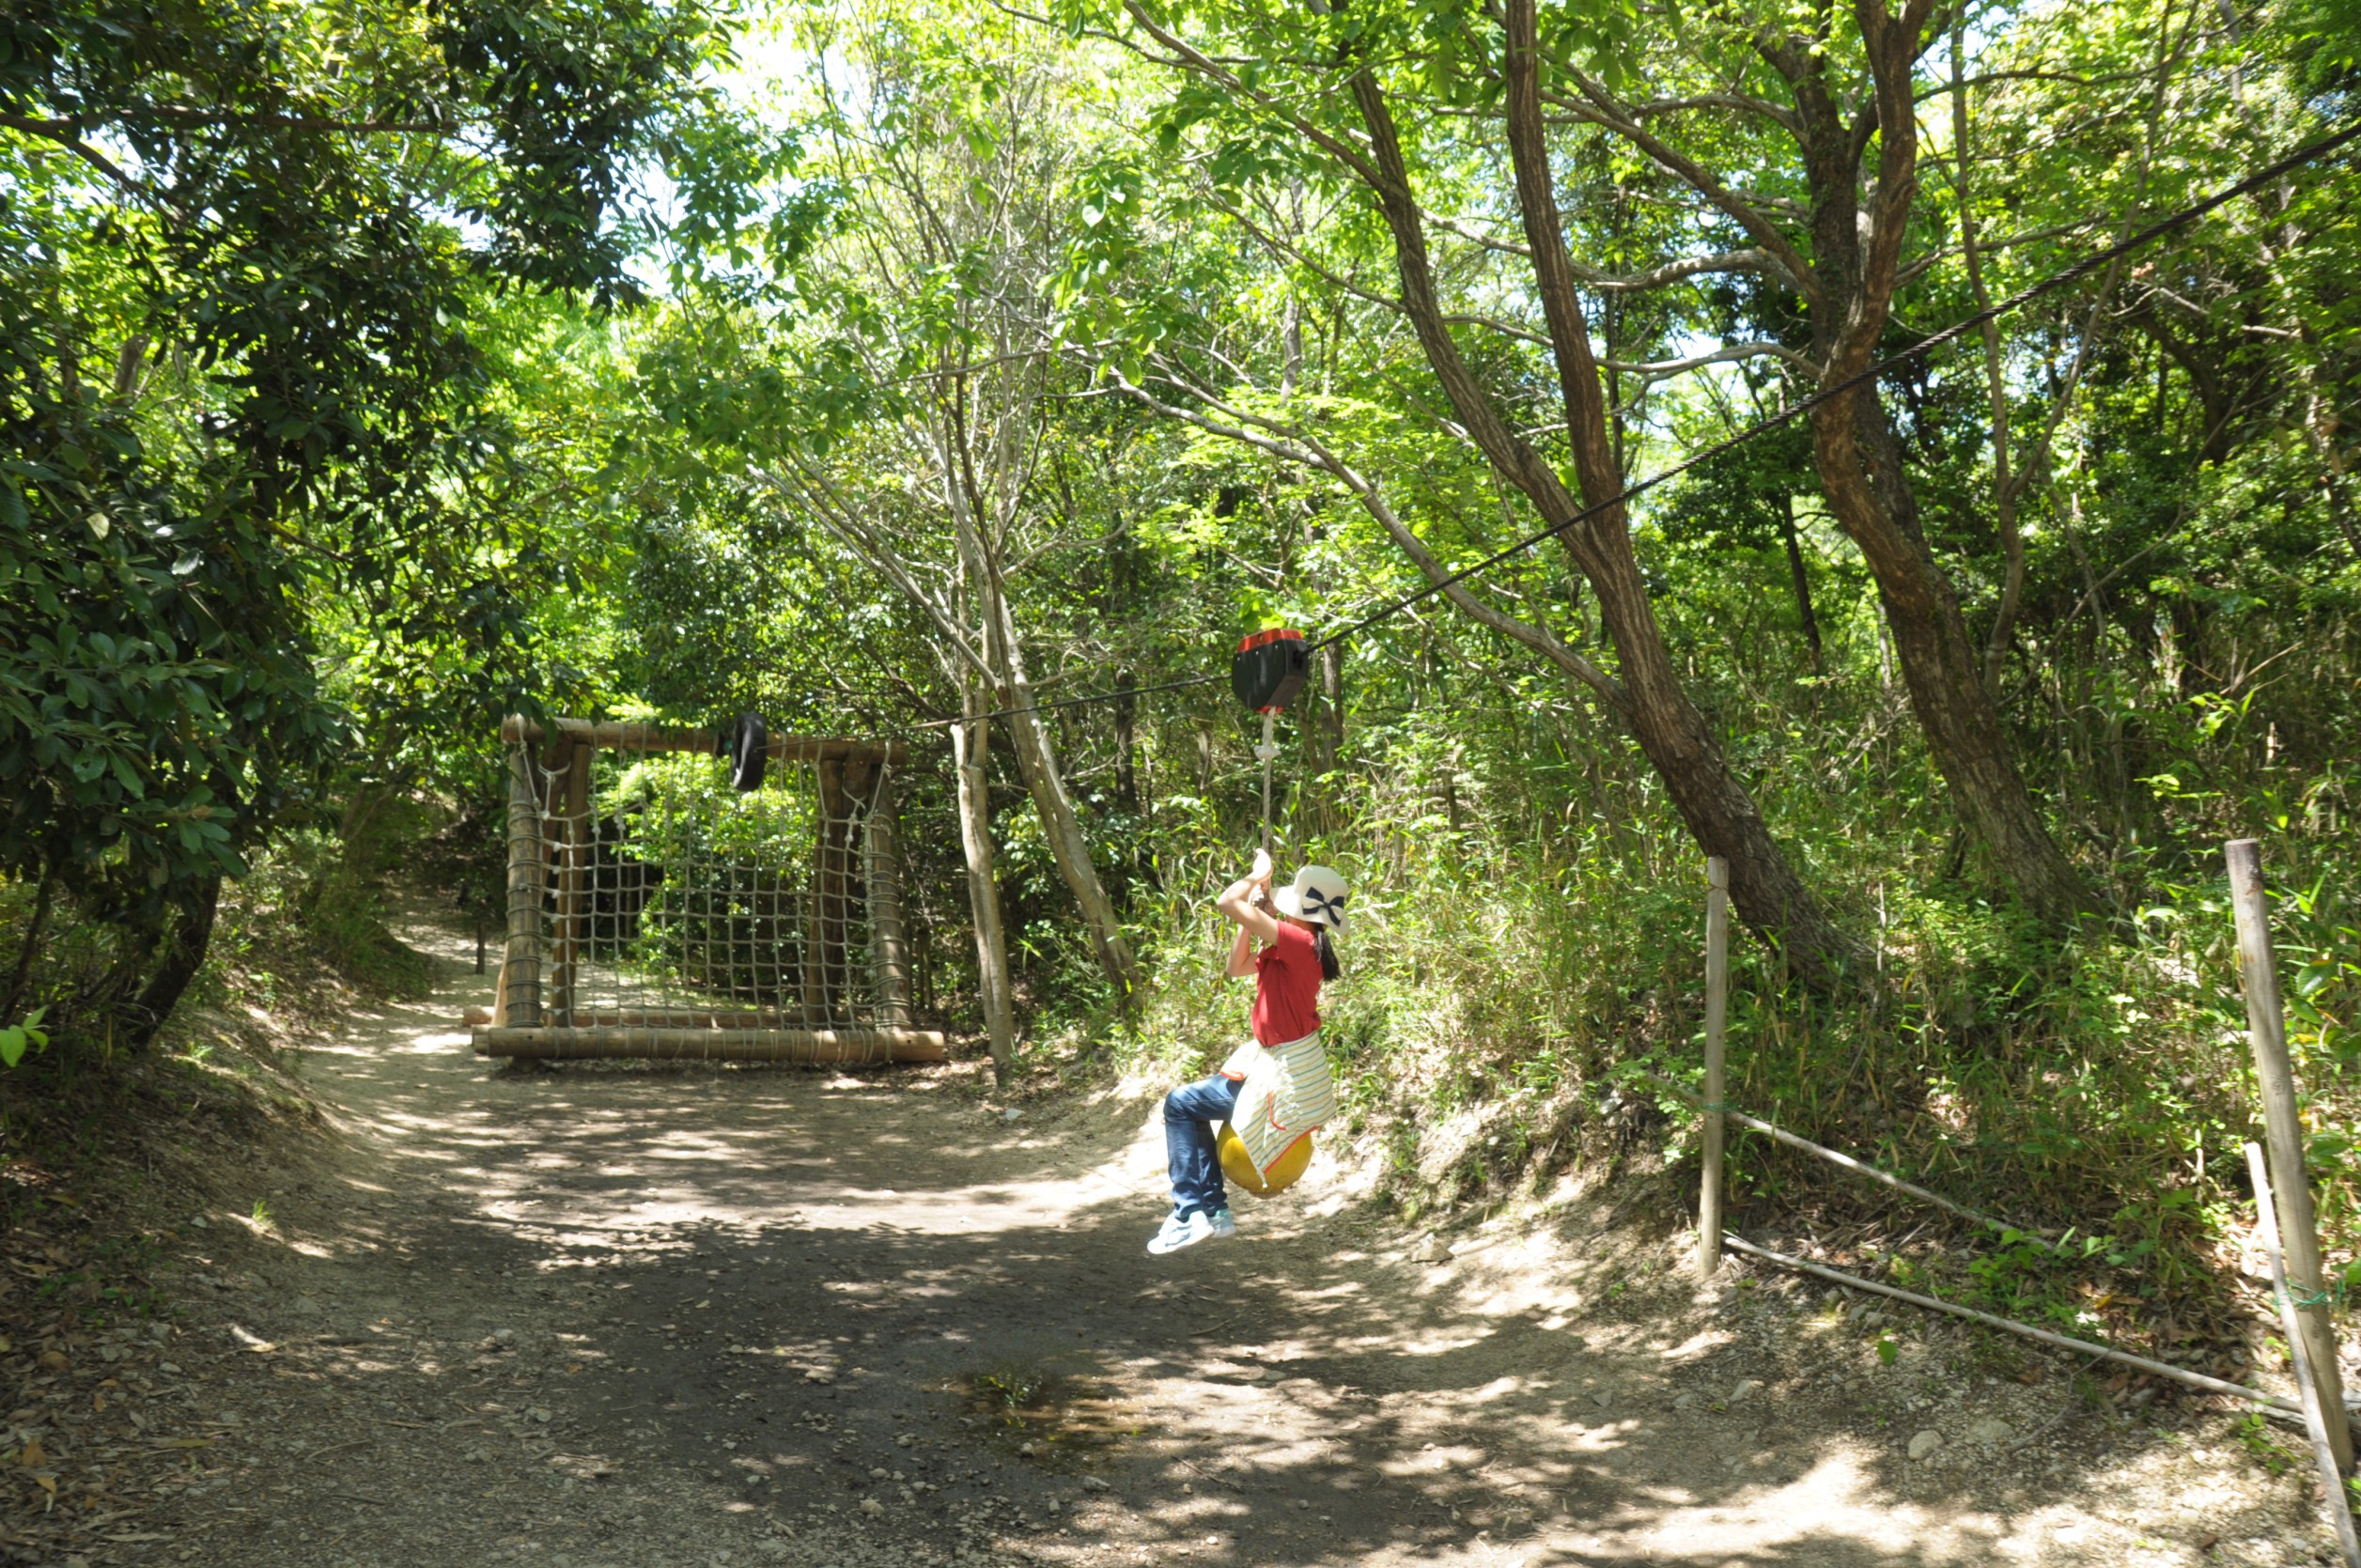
left=909, top=667, right=1228, bottom=730
left=914, top=116, right=2361, bottom=732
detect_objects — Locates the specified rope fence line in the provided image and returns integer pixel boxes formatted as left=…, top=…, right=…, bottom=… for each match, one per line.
left=1680, top=835, right=2361, bottom=1539
left=917, top=115, right=2361, bottom=735
left=1716, top=1236, right=2322, bottom=1421
left=1636, top=1067, right=2064, bottom=1252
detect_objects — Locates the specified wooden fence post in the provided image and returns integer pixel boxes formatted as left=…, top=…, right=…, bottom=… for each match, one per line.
left=864, top=764, right=912, bottom=1029
left=1698, top=855, right=1731, bottom=1283
left=551, top=740, right=590, bottom=1026
left=2228, top=837, right=2352, bottom=1472
left=808, top=757, right=853, bottom=1023
left=2248, top=1142, right=2361, bottom=1565
left=497, top=740, right=545, bottom=1029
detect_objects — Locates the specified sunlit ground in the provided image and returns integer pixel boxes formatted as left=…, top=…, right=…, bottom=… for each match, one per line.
left=162, top=921, right=2322, bottom=1568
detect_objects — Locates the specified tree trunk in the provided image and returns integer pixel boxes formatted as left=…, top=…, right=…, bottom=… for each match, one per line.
left=1113, top=678, right=1139, bottom=815
left=953, top=678, right=1016, bottom=1080
left=1951, top=19, right=2024, bottom=695
left=4, top=859, right=56, bottom=1022
left=1109, top=516, right=1141, bottom=818
left=1344, top=11, right=1863, bottom=986
left=1755, top=10, right=2098, bottom=927
left=997, top=672, right=1139, bottom=998
left=1813, top=390, right=2094, bottom=923
left=1305, top=640, right=1343, bottom=832
left=961, top=507, right=1140, bottom=1000
left=1281, top=290, right=1304, bottom=396
left=124, top=877, right=222, bottom=1050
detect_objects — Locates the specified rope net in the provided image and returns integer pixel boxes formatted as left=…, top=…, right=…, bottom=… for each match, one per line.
left=484, top=730, right=934, bottom=1063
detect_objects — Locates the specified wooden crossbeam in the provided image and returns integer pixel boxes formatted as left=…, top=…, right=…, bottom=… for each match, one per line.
left=498, top=716, right=905, bottom=765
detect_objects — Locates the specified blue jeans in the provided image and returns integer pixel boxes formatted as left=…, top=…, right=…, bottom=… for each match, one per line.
left=1164, top=1074, right=1241, bottom=1219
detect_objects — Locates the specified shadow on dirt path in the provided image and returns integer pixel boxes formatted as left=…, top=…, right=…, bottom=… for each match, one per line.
left=114, top=914, right=2322, bottom=1568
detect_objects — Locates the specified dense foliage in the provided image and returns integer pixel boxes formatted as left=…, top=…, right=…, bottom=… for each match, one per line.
left=0, top=0, right=774, bottom=1040
left=6, top=0, right=2361, bottom=1343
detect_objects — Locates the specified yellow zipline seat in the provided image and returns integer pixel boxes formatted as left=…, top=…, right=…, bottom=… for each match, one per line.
left=1218, top=1123, right=1312, bottom=1198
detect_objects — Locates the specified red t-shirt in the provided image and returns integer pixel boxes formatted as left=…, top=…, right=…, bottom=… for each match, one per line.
left=1250, top=921, right=1323, bottom=1048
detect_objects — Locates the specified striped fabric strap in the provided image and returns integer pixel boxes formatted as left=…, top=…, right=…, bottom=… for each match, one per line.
left=1234, top=1031, right=1335, bottom=1177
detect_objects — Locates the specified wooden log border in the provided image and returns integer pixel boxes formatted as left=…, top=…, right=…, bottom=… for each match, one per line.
left=473, top=1026, right=947, bottom=1063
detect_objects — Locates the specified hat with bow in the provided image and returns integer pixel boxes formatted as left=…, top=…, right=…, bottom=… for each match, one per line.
left=1272, top=863, right=1349, bottom=935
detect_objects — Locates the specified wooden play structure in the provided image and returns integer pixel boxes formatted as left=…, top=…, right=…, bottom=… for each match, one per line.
left=472, top=715, right=945, bottom=1063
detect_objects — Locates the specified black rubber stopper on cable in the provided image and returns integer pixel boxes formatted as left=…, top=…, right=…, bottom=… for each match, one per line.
left=729, top=711, right=769, bottom=792
left=1232, top=629, right=1309, bottom=713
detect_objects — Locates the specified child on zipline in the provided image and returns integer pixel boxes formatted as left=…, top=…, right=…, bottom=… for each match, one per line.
left=1148, top=847, right=1347, bottom=1255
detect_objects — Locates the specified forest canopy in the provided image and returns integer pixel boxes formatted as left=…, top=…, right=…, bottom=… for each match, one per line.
left=5, top=0, right=2361, bottom=1323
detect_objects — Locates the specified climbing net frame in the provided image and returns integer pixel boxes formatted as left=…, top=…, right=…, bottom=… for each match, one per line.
left=471, top=716, right=945, bottom=1064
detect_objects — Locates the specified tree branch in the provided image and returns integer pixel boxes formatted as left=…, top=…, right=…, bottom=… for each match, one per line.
left=1611, top=340, right=1820, bottom=379
left=1108, top=364, right=1629, bottom=716
left=759, top=460, right=994, bottom=682
left=1894, top=218, right=2102, bottom=286
left=1625, top=91, right=1801, bottom=131
left=118, top=104, right=456, bottom=135
left=1542, top=75, right=1822, bottom=304
left=1502, top=0, right=1630, bottom=516
left=0, top=112, right=152, bottom=201
left=1115, top=0, right=1389, bottom=190
left=1432, top=203, right=1791, bottom=292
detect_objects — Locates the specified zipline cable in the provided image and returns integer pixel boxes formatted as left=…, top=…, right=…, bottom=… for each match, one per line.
left=911, top=115, right=2361, bottom=733
left=1302, top=114, right=2361, bottom=660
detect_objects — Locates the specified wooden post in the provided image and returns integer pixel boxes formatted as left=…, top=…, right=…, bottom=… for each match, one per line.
left=806, top=757, right=852, bottom=1023
left=497, top=741, right=545, bottom=1028
left=2228, top=837, right=2352, bottom=1472
left=2248, top=1142, right=2361, bottom=1565
left=864, top=764, right=912, bottom=1028
left=1698, top=855, right=1731, bottom=1283
left=550, top=740, right=591, bottom=1025
left=843, top=753, right=877, bottom=1003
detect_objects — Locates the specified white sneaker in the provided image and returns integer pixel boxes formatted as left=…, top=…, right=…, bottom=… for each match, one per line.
left=1206, top=1208, right=1236, bottom=1239
left=1147, top=1211, right=1214, bottom=1255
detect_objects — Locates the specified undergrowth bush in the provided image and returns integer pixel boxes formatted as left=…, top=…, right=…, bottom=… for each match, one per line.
left=201, top=829, right=436, bottom=1009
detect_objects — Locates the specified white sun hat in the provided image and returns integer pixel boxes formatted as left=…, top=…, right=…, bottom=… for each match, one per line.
left=1272, top=863, right=1349, bottom=934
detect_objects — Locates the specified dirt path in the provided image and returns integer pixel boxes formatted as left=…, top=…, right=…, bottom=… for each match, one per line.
left=105, top=921, right=2327, bottom=1568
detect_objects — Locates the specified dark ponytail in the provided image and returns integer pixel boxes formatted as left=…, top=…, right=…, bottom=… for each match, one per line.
left=1314, top=925, right=1341, bottom=982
